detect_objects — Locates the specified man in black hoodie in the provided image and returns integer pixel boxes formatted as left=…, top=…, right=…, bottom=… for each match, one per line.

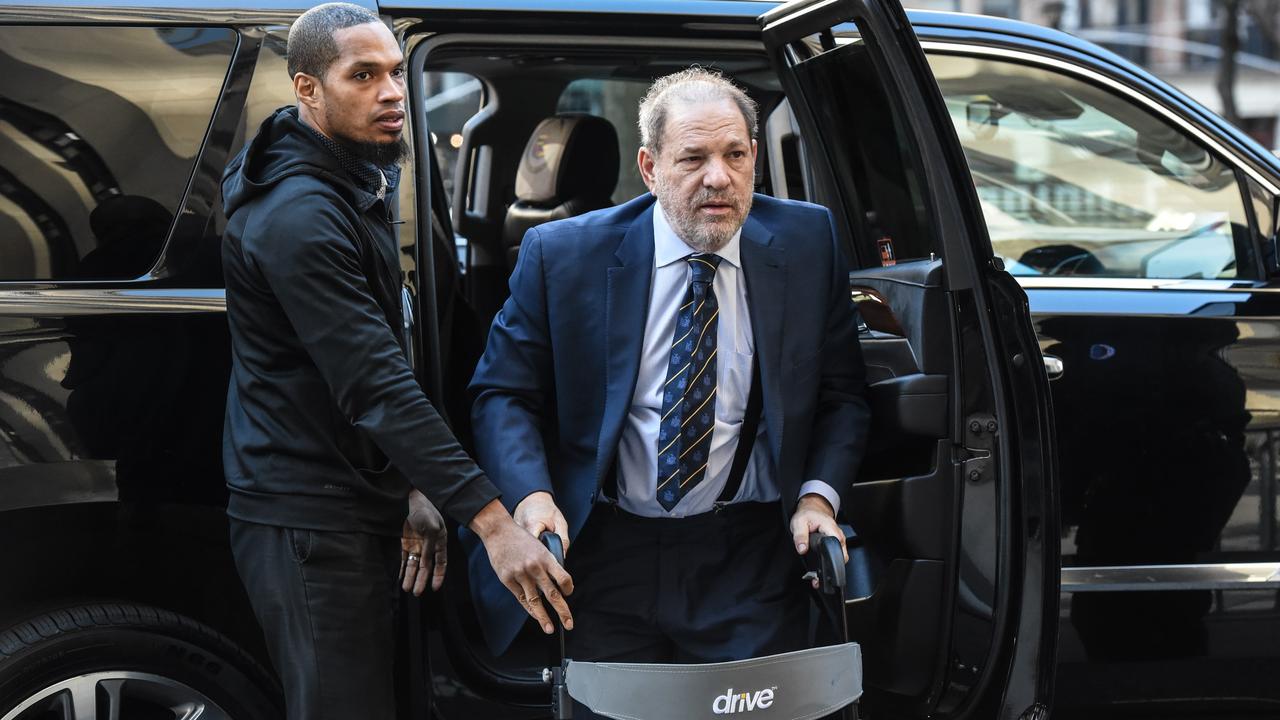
left=220, top=4, right=573, bottom=718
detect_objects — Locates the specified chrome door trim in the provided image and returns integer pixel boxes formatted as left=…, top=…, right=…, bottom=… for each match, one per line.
left=1015, top=277, right=1255, bottom=291
left=0, top=289, right=226, bottom=316
left=920, top=40, right=1280, bottom=197
left=0, top=3, right=345, bottom=25
left=845, top=563, right=1280, bottom=605
left=1062, top=563, right=1280, bottom=592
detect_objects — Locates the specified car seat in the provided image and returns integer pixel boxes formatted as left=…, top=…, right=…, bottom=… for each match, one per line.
left=502, top=113, right=620, bottom=272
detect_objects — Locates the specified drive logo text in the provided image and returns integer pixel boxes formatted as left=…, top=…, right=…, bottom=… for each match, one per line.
left=712, top=687, right=776, bottom=714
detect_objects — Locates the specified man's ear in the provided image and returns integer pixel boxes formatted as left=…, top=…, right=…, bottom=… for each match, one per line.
left=637, top=146, right=657, bottom=193
left=293, top=72, right=323, bottom=111
left=750, top=138, right=759, bottom=163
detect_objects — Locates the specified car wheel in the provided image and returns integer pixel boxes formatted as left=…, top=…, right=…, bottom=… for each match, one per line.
left=0, top=603, right=280, bottom=720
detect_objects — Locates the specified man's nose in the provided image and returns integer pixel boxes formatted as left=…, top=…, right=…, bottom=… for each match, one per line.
left=702, top=157, right=731, bottom=189
left=379, top=75, right=405, bottom=103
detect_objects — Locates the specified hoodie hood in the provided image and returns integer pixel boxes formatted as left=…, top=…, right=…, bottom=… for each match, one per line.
left=223, top=106, right=376, bottom=217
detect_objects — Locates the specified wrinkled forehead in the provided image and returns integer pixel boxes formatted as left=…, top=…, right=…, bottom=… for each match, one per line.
left=663, top=98, right=752, bottom=149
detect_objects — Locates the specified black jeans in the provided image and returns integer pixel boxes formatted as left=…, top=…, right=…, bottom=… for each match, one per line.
left=230, top=519, right=401, bottom=720
left=565, top=502, right=809, bottom=719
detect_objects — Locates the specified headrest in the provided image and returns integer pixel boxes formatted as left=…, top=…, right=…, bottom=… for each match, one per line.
left=514, top=114, right=619, bottom=205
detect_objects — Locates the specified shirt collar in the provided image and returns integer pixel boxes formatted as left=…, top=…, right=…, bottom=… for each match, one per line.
left=653, top=198, right=742, bottom=270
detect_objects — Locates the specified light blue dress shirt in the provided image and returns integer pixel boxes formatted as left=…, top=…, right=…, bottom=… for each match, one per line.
left=613, top=200, right=841, bottom=518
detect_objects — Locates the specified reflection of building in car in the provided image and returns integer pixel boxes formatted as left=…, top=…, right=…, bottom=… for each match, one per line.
left=931, top=53, right=1251, bottom=280
left=0, top=25, right=233, bottom=281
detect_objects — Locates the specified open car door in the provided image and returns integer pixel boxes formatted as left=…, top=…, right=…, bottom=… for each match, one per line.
left=758, top=1, right=1059, bottom=718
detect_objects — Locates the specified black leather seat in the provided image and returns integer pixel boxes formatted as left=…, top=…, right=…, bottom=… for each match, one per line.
left=503, top=113, right=619, bottom=272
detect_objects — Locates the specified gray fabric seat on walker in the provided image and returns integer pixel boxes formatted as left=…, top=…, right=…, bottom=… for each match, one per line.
left=566, top=643, right=862, bottom=720
left=541, top=533, right=863, bottom=720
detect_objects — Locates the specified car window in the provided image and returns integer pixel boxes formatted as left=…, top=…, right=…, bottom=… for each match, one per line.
left=0, top=25, right=236, bottom=281
left=423, top=71, right=483, bottom=205
left=787, top=36, right=940, bottom=267
left=243, top=29, right=293, bottom=138
left=928, top=53, right=1254, bottom=280
left=556, top=78, right=648, bottom=203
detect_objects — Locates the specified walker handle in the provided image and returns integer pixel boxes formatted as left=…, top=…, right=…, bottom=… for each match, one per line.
left=540, top=531, right=566, bottom=567
left=539, top=531, right=571, bottom=718
left=807, top=532, right=846, bottom=595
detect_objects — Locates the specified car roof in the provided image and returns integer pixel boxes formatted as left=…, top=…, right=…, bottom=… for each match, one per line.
left=0, top=0, right=1191, bottom=67
left=0, top=0, right=1155, bottom=71
left=0, top=0, right=376, bottom=24
left=3, top=0, right=1274, bottom=175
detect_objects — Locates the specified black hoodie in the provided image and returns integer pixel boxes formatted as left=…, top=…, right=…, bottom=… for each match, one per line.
left=221, top=106, right=498, bottom=535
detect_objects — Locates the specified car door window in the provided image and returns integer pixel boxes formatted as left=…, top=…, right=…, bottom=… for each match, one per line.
left=423, top=71, right=483, bottom=205
left=0, top=26, right=236, bottom=281
left=928, top=52, right=1255, bottom=280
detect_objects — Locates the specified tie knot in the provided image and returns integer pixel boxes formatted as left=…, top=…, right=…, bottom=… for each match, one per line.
left=687, top=254, right=722, bottom=284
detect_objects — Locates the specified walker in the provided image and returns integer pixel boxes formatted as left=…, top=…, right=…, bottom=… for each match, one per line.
left=540, top=531, right=862, bottom=720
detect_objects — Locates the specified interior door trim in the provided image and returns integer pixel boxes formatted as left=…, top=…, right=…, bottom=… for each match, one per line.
left=1062, top=562, right=1280, bottom=591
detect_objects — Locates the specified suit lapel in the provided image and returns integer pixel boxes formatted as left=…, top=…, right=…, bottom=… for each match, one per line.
left=595, top=203, right=656, bottom=488
left=739, top=214, right=786, bottom=468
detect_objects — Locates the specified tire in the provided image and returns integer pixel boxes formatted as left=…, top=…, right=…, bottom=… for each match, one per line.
left=0, top=603, right=281, bottom=720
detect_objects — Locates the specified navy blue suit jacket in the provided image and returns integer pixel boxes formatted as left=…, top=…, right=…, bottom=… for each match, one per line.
left=465, top=193, right=870, bottom=654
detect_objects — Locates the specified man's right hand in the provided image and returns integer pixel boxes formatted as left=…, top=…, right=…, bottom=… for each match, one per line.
left=469, top=499, right=574, bottom=635
left=513, top=491, right=570, bottom=555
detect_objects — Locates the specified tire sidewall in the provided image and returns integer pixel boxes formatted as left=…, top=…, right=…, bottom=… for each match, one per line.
left=0, top=620, right=278, bottom=719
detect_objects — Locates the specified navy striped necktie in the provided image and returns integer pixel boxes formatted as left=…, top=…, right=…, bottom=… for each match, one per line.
left=655, top=253, right=722, bottom=511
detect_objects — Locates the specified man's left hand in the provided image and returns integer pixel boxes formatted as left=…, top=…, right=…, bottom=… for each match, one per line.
left=401, top=490, right=448, bottom=596
left=790, top=493, right=848, bottom=589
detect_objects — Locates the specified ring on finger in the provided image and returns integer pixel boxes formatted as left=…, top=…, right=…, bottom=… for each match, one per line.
left=406, top=553, right=420, bottom=563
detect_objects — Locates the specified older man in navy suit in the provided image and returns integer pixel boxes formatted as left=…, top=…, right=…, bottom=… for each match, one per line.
left=466, top=68, right=870, bottom=688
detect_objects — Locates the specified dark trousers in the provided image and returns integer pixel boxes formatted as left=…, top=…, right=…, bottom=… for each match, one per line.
left=230, top=519, right=401, bottom=720
left=565, top=502, right=808, bottom=719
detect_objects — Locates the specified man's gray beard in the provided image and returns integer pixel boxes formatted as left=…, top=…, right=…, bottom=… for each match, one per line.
left=653, top=177, right=753, bottom=254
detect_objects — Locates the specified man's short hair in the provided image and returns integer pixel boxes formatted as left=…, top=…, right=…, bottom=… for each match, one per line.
left=287, top=2, right=383, bottom=80
left=637, top=68, right=759, bottom=156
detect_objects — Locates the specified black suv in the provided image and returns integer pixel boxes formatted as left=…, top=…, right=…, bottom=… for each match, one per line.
left=27, top=0, right=1272, bottom=718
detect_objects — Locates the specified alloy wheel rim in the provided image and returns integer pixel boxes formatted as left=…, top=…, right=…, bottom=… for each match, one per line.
left=2, top=670, right=230, bottom=720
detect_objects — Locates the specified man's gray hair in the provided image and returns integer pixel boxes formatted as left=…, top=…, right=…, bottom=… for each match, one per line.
left=287, top=2, right=382, bottom=80
left=637, top=68, right=759, bottom=155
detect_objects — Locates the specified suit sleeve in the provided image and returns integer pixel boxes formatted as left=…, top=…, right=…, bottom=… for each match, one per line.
left=801, top=208, right=872, bottom=516
left=249, top=194, right=499, bottom=525
left=468, top=227, right=557, bottom=513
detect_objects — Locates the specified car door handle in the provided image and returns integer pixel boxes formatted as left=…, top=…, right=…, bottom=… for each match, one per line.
left=1043, top=354, right=1064, bottom=380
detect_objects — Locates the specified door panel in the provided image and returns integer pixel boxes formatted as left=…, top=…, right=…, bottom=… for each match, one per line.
left=845, top=260, right=954, bottom=708
left=760, top=1, right=1058, bottom=717
left=1030, top=286, right=1280, bottom=717
left=926, top=43, right=1280, bottom=717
